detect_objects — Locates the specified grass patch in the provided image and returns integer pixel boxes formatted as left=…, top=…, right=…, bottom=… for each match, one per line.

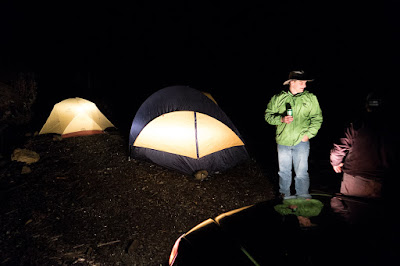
left=274, top=198, right=324, bottom=217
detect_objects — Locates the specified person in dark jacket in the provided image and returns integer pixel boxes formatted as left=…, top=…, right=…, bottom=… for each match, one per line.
left=330, top=91, right=397, bottom=198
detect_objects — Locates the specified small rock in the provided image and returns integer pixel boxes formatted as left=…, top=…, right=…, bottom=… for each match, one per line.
left=11, top=148, right=40, bottom=164
left=53, top=135, right=63, bottom=141
left=194, top=170, right=208, bottom=181
left=127, top=239, right=139, bottom=254
left=21, top=165, right=32, bottom=174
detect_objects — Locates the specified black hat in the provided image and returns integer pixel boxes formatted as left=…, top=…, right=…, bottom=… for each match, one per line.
left=283, top=70, right=314, bottom=85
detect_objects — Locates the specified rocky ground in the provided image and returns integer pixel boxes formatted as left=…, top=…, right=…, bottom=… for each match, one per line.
left=0, top=130, right=276, bottom=265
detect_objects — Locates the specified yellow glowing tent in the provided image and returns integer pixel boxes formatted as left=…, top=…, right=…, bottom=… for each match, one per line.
left=129, top=86, right=249, bottom=175
left=134, top=111, right=244, bottom=159
left=39, top=97, right=115, bottom=138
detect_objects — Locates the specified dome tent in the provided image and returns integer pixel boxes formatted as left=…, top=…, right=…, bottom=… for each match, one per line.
left=39, top=97, right=115, bottom=138
left=129, top=86, right=249, bottom=175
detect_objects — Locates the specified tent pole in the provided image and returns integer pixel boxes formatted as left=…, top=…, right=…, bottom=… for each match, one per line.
left=194, top=112, right=199, bottom=159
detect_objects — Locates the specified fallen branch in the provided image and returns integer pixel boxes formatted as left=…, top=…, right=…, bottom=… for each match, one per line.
left=97, top=240, right=121, bottom=247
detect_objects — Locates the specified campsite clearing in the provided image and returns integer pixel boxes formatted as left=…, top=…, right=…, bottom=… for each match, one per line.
left=0, top=131, right=274, bottom=265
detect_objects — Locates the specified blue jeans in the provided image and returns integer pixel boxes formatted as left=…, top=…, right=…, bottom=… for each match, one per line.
left=277, top=141, right=311, bottom=198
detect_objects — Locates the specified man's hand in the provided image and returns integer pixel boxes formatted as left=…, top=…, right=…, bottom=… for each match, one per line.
left=281, top=115, right=293, bottom=124
left=301, top=135, right=309, bottom=142
left=333, top=163, right=344, bottom=173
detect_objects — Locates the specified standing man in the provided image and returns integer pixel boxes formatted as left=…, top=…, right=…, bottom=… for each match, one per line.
left=265, top=70, right=323, bottom=199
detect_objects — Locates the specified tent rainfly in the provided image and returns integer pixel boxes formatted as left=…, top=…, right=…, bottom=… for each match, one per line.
left=129, top=86, right=249, bottom=175
left=39, top=97, right=115, bottom=138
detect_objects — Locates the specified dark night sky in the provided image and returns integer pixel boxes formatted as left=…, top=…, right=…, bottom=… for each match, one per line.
left=1, top=1, right=399, bottom=145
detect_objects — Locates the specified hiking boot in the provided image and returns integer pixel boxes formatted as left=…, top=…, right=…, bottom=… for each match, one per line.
left=297, top=194, right=312, bottom=199
left=282, top=194, right=297, bottom=200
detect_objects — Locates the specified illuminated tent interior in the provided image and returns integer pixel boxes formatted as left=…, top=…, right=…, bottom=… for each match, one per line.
left=39, top=97, right=115, bottom=138
left=129, top=86, right=249, bottom=175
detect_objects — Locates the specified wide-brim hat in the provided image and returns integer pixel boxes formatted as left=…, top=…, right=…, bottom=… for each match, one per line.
left=283, top=70, right=314, bottom=85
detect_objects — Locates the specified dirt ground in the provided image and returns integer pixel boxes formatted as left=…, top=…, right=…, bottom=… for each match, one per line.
left=0, top=130, right=276, bottom=265
left=2, top=129, right=399, bottom=266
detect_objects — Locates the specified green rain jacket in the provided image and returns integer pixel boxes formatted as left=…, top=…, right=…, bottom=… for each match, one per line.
left=265, top=90, right=323, bottom=146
